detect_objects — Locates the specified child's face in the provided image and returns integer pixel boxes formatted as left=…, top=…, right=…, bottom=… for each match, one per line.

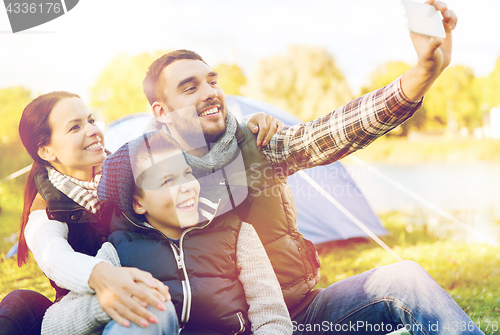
left=133, top=148, right=201, bottom=239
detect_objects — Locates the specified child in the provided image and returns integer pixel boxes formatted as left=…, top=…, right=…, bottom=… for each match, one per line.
left=42, top=130, right=292, bottom=334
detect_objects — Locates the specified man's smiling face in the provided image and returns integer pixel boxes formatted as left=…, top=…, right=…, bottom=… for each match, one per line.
left=157, top=59, right=227, bottom=144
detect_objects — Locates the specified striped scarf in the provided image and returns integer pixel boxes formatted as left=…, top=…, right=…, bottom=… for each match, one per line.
left=47, top=167, right=102, bottom=214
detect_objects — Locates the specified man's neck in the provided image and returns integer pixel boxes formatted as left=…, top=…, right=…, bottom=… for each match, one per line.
left=168, top=134, right=209, bottom=157
left=188, top=146, right=209, bottom=158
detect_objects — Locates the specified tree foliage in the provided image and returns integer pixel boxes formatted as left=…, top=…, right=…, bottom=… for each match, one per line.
left=363, top=62, right=481, bottom=134
left=90, top=51, right=168, bottom=123
left=0, top=87, right=33, bottom=208
left=424, top=65, right=480, bottom=131
left=476, top=55, right=500, bottom=111
left=214, top=64, right=247, bottom=96
left=0, top=87, right=32, bottom=144
left=249, top=45, right=353, bottom=122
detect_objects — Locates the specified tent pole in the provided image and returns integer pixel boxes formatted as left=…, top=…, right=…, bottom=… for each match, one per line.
left=297, top=170, right=404, bottom=262
left=0, top=164, right=32, bottom=185
left=348, top=156, right=498, bottom=247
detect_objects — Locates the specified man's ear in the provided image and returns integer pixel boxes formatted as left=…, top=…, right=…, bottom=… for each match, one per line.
left=37, top=146, right=56, bottom=163
left=152, top=102, right=172, bottom=124
left=132, top=195, right=146, bottom=215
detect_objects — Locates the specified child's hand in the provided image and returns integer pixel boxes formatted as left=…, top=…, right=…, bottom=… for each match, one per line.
left=247, top=112, right=285, bottom=150
left=89, top=262, right=170, bottom=328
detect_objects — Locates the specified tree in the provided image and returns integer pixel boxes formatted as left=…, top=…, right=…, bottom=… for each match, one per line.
left=91, top=51, right=168, bottom=123
left=0, top=87, right=33, bottom=208
left=248, top=45, right=352, bottom=122
left=0, top=86, right=32, bottom=144
left=214, top=64, right=247, bottom=96
left=424, top=65, right=480, bottom=132
left=476, top=55, right=500, bottom=111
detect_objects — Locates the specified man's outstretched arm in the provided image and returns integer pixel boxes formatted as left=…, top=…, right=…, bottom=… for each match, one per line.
left=262, top=1, right=457, bottom=176
left=401, top=0, right=457, bottom=101
left=262, top=78, right=422, bottom=176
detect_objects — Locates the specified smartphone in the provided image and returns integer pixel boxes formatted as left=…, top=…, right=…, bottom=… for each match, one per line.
left=401, top=0, right=446, bottom=39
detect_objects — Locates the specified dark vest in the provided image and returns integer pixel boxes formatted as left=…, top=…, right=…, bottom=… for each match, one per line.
left=108, top=210, right=250, bottom=334
left=195, top=125, right=321, bottom=315
left=34, top=167, right=109, bottom=301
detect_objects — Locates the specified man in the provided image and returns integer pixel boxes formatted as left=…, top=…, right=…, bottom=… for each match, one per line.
left=142, top=2, right=483, bottom=334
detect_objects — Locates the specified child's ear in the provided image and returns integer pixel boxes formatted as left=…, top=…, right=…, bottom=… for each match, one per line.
left=37, top=145, right=56, bottom=163
left=132, top=195, right=146, bottom=215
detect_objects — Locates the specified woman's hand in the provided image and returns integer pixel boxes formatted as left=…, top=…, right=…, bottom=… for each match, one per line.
left=246, top=112, right=285, bottom=150
left=88, top=262, right=170, bottom=328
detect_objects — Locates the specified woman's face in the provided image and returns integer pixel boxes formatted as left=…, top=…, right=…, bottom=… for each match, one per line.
left=40, top=97, right=106, bottom=181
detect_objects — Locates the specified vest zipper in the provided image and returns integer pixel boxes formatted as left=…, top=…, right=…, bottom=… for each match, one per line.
left=234, top=311, right=246, bottom=335
left=122, top=201, right=221, bottom=329
left=169, top=243, right=191, bottom=328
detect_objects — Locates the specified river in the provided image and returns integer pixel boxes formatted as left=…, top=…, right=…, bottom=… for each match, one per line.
left=342, top=158, right=500, bottom=244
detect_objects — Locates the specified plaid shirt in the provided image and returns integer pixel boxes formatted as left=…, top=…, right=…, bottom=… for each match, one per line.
left=262, top=77, right=423, bottom=177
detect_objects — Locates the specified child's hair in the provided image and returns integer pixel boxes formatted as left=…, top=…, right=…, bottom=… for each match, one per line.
left=17, top=91, right=80, bottom=266
left=131, top=131, right=181, bottom=198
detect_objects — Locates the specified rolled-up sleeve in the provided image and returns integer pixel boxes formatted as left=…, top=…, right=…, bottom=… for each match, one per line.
left=262, top=77, right=423, bottom=176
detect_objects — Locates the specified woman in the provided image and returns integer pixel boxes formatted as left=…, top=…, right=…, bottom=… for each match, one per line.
left=0, top=92, right=169, bottom=335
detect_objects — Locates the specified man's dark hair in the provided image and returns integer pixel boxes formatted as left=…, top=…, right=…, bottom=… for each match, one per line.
left=143, top=49, right=207, bottom=105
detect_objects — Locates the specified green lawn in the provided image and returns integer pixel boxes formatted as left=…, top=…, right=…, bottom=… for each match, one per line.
left=316, top=213, right=500, bottom=334
left=1, top=211, right=499, bottom=334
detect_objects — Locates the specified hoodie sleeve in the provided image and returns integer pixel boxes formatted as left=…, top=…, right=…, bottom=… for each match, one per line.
left=41, top=242, right=120, bottom=335
left=25, top=210, right=110, bottom=294
left=236, top=222, right=292, bottom=335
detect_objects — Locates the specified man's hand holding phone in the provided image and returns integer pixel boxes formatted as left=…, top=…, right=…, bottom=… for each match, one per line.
left=407, top=0, right=457, bottom=73
left=400, top=0, right=458, bottom=101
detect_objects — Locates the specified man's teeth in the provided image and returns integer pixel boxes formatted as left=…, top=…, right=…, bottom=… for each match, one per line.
left=198, top=107, right=219, bottom=117
left=177, top=198, right=195, bottom=208
left=85, top=142, right=102, bottom=150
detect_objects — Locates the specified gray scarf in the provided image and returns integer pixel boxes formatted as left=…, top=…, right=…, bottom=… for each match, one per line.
left=162, top=111, right=239, bottom=174
left=47, top=167, right=101, bottom=214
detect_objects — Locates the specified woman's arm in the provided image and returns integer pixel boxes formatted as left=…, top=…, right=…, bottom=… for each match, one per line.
left=41, top=242, right=118, bottom=335
left=25, top=210, right=170, bottom=328
left=25, top=210, right=104, bottom=294
left=236, top=222, right=292, bottom=335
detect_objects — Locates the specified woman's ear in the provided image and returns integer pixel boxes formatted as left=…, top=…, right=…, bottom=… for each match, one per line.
left=37, top=145, right=56, bottom=162
left=132, top=195, right=146, bottom=215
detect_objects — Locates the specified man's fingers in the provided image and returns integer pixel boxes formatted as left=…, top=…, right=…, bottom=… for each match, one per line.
left=425, top=1, right=456, bottom=28
left=446, top=10, right=457, bottom=30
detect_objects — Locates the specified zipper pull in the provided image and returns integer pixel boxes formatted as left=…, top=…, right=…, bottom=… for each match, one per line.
left=175, top=255, right=186, bottom=281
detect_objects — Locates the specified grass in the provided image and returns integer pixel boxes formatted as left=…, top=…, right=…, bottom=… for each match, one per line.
left=0, top=210, right=499, bottom=333
left=316, top=212, right=500, bottom=334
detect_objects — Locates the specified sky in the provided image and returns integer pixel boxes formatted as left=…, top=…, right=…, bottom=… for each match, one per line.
left=1, top=0, right=499, bottom=102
